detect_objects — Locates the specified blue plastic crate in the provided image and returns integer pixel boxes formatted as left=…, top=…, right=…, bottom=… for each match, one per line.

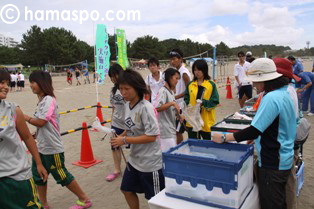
left=163, top=139, right=254, bottom=208
left=296, top=161, right=304, bottom=197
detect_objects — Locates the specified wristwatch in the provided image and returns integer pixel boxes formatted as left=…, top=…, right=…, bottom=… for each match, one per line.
left=221, top=134, right=227, bottom=143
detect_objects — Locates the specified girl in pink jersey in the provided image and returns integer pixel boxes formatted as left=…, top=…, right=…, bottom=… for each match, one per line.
left=24, top=70, right=92, bottom=209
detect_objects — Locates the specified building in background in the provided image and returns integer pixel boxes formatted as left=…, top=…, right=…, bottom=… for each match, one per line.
left=0, top=34, right=18, bottom=48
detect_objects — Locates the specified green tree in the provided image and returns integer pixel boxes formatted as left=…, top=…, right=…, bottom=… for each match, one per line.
left=42, top=27, right=78, bottom=64
left=129, top=35, right=165, bottom=59
left=0, top=46, right=21, bottom=64
left=74, top=40, right=94, bottom=63
left=216, top=42, right=232, bottom=56
left=20, top=25, right=44, bottom=66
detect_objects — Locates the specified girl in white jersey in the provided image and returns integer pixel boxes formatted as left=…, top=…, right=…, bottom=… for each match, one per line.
left=155, top=68, right=181, bottom=151
left=105, top=64, right=127, bottom=182
left=111, top=69, right=165, bottom=208
left=0, top=69, right=48, bottom=209
left=169, top=48, right=191, bottom=144
left=24, top=70, right=92, bottom=209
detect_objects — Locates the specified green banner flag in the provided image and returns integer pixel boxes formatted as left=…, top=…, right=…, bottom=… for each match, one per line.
left=95, top=24, right=111, bottom=84
left=116, top=28, right=129, bottom=70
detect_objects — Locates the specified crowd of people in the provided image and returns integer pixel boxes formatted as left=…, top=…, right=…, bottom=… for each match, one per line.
left=0, top=48, right=312, bottom=209
left=9, top=71, right=25, bottom=92
left=66, top=66, right=96, bottom=86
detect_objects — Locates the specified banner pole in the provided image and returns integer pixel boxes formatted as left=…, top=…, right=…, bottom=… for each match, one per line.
left=94, top=22, right=99, bottom=103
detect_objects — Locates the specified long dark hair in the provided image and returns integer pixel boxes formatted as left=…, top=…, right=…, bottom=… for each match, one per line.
left=164, top=68, right=180, bottom=89
left=192, top=59, right=211, bottom=81
left=0, top=69, right=10, bottom=83
left=118, top=69, right=149, bottom=100
left=108, top=64, right=124, bottom=94
left=29, top=70, right=55, bottom=97
left=264, top=76, right=289, bottom=93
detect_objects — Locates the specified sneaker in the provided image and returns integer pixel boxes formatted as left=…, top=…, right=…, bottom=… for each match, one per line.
left=307, top=112, right=314, bottom=116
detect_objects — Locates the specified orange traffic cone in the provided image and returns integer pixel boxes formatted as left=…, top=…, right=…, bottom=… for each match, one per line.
left=96, top=102, right=104, bottom=125
left=226, top=77, right=233, bottom=99
left=72, top=122, right=102, bottom=168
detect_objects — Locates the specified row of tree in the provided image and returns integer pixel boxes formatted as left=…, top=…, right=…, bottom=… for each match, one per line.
left=0, top=25, right=313, bottom=68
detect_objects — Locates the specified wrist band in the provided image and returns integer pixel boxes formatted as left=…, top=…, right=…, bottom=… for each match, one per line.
left=221, top=134, right=226, bottom=143
left=123, top=136, right=127, bottom=144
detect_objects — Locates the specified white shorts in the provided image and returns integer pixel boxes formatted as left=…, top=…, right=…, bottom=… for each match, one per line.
left=160, top=137, right=176, bottom=152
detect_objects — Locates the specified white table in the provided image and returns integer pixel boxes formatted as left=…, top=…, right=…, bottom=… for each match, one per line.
left=148, top=183, right=260, bottom=209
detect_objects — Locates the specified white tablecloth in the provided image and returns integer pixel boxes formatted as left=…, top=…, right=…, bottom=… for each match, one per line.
left=148, top=183, right=260, bottom=209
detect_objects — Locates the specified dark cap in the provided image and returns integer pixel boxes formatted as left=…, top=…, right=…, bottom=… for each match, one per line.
left=273, top=58, right=301, bottom=82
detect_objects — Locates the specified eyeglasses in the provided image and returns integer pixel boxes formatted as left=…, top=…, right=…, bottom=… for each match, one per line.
left=169, top=51, right=182, bottom=58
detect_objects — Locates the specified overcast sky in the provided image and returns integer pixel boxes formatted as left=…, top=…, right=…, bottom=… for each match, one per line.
left=1, top=0, right=314, bottom=50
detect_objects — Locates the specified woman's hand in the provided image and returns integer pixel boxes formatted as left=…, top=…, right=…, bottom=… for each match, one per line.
left=37, top=164, right=48, bottom=182
left=211, top=133, right=223, bottom=144
left=296, top=88, right=304, bottom=93
left=111, top=135, right=124, bottom=148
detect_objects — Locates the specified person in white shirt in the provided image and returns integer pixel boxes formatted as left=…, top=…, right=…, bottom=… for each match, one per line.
left=169, top=48, right=191, bottom=144
left=145, top=57, right=164, bottom=107
left=234, top=51, right=252, bottom=108
left=17, top=72, right=25, bottom=91
left=10, top=72, right=17, bottom=92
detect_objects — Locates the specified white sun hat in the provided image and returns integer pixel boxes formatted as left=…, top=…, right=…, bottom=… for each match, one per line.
left=245, top=58, right=283, bottom=82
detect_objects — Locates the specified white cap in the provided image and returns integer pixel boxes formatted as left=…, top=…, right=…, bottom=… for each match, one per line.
left=245, top=58, right=283, bottom=82
left=246, top=51, right=252, bottom=56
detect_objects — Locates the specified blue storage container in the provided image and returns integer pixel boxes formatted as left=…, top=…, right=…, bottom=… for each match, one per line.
left=163, top=139, right=254, bottom=209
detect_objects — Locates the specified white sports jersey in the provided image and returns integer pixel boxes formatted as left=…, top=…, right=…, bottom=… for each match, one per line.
left=175, top=65, right=191, bottom=108
left=145, top=71, right=165, bottom=107
left=0, top=101, right=31, bottom=180
left=155, top=86, right=176, bottom=139
left=110, top=89, right=126, bottom=129
left=34, top=96, right=64, bottom=154
left=124, top=100, right=162, bottom=172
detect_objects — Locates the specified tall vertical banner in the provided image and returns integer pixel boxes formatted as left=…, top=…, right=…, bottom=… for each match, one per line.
left=96, top=24, right=111, bottom=84
left=116, top=28, right=129, bottom=70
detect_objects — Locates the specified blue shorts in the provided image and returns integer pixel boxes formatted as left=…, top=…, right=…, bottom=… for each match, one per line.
left=120, top=163, right=165, bottom=200
left=111, top=126, right=130, bottom=150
